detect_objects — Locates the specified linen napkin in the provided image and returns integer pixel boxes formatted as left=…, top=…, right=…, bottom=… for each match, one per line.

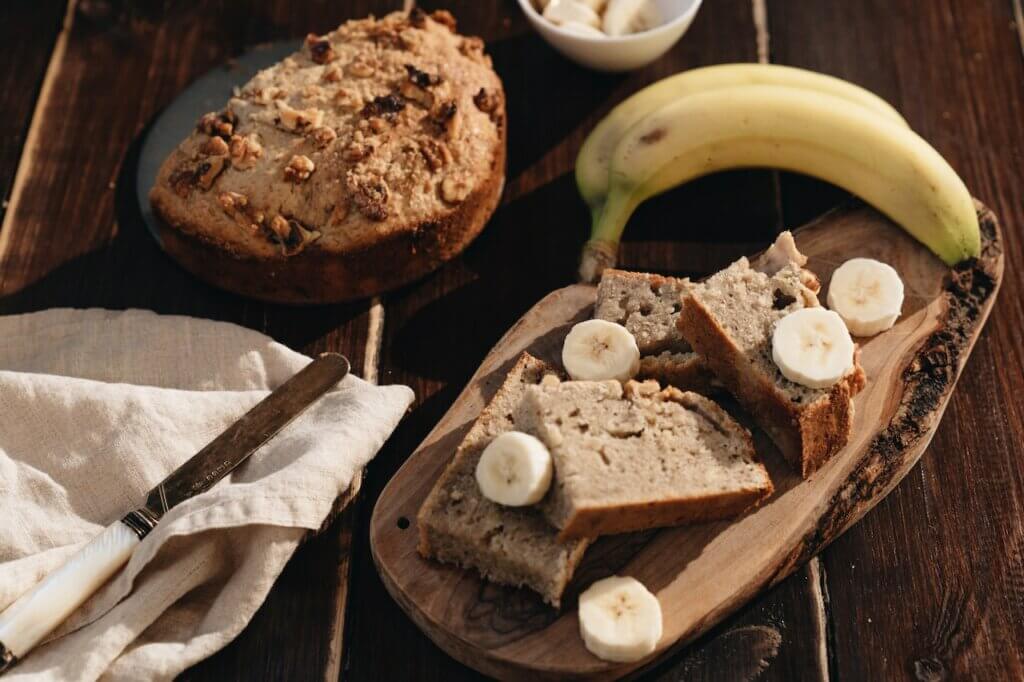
left=0, top=308, right=414, bottom=681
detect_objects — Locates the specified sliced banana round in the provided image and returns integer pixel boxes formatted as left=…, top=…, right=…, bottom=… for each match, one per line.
left=562, top=319, right=640, bottom=382
left=579, top=575, right=663, bottom=663
left=543, top=0, right=602, bottom=29
left=826, top=257, right=905, bottom=337
left=602, top=0, right=651, bottom=36
left=475, top=431, right=553, bottom=506
left=772, top=308, right=855, bottom=389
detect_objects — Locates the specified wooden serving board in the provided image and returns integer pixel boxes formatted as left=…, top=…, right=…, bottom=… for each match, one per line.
left=370, top=202, right=1003, bottom=680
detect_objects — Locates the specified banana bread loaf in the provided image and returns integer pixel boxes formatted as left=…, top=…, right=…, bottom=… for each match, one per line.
left=150, top=9, right=506, bottom=303
left=518, top=377, right=773, bottom=540
left=417, top=353, right=589, bottom=607
left=678, top=233, right=866, bottom=477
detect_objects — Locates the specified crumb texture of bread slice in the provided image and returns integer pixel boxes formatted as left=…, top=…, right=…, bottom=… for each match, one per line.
left=416, top=353, right=589, bottom=607
left=519, top=378, right=773, bottom=540
left=595, top=268, right=713, bottom=391
left=678, top=238, right=865, bottom=477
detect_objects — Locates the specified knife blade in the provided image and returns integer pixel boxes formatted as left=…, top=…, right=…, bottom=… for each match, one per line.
left=0, top=352, right=350, bottom=673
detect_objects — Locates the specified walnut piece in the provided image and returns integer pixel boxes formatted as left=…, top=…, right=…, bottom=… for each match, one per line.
left=197, top=110, right=236, bottom=139
left=432, top=9, right=457, bottom=31
left=347, top=58, right=374, bottom=78
left=309, top=126, right=337, bottom=148
left=321, top=64, right=343, bottom=83
left=305, top=34, right=336, bottom=64
left=419, top=137, right=452, bottom=171
left=196, top=156, right=226, bottom=190
left=440, top=175, right=471, bottom=204
left=399, top=80, right=434, bottom=109
left=284, top=154, right=315, bottom=182
left=201, top=136, right=230, bottom=156
left=274, top=101, right=324, bottom=132
left=473, top=88, right=500, bottom=113
left=343, top=140, right=372, bottom=161
left=229, top=134, right=263, bottom=170
left=348, top=175, right=390, bottom=221
left=267, top=215, right=321, bottom=256
left=429, top=101, right=460, bottom=139
left=218, top=191, right=265, bottom=235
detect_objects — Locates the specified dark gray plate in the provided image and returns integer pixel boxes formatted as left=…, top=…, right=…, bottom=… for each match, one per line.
left=136, top=40, right=299, bottom=247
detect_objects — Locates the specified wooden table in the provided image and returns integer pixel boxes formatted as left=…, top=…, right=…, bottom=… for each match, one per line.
left=2, top=1, right=1022, bottom=679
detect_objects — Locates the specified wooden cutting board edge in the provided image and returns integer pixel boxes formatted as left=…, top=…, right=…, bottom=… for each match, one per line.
left=370, top=201, right=1004, bottom=680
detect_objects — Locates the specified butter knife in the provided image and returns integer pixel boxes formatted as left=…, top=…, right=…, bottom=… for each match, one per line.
left=0, top=352, right=350, bottom=673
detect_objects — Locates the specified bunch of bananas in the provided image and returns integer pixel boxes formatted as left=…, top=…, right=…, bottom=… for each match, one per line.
left=575, top=64, right=980, bottom=281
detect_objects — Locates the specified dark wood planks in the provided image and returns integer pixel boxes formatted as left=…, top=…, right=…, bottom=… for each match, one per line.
left=769, top=0, right=1024, bottom=679
left=0, top=0, right=66, bottom=221
left=346, top=1, right=823, bottom=680
left=0, top=1, right=401, bottom=679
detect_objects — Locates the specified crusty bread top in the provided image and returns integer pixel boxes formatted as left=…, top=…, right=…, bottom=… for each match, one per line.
left=151, top=9, right=504, bottom=259
left=594, top=268, right=693, bottom=355
left=519, top=378, right=771, bottom=531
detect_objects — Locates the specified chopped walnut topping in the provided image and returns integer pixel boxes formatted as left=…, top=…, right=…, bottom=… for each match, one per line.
left=348, top=174, right=390, bottom=221
left=459, top=37, right=485, bottom=60
left=267, top=215, right=321, bottom=256
left=284, top=154, right=316, bottom=182
left=428, top=101, right=460, bottom=139
left=347, top=58, right=374, bottom=78
left=405, top=64, right=442, bottom=88
left=368, top=116, right=387, bottom=134
left=305, top=34, right=336, bottom=64
left=440, top=175, right=471, bottom=204
left=197, top=110, right=236, bottom=139
left=218, top=191, right=265, bottom=235
left=408, top=7, right=427, bottom=28
left=321, top=64, right=342, bottom=83
left=201, top=136, right=230, bottom=156
left=274, top=101, right=324, bottom=132
left=334, top=87, right=362, bottom=110
left=431, top=9, right=457, bottom=32
left=343, top=140, right=372, bottom=162
left=229, top=134, right=263, bottom=170
left=362, top=94, right=406, bottom=119
left=196, top=156, right=226, bottom=189
left=473, top=88, right=500, bottom=113
left=301, top=84, right=326, bottom=101
left=251, top=86, right=286, bottom=105
left=419, top=138, right=452, bottom=171
left=400, top=80, right=434, bottom=109
left=309, top=126, right=337, bottom=148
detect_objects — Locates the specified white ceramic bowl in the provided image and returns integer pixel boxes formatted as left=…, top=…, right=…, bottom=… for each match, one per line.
left=516, top=0, right=703, bottom=72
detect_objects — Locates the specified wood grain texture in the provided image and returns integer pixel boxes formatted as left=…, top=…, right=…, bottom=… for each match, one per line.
left=370, top=205, right=1002, bottom=679
left=0, top=1, right=401, bottom=679
left=769, top=1, right=1024, bottom=678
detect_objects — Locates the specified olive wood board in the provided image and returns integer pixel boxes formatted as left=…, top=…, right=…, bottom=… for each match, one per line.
left=370, top=201, right=1003, bottom=680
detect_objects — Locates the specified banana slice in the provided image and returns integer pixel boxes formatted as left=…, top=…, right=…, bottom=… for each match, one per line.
left=772, top=308, right=855, bottom=389
left=543, top=0, right=602, bottom=29
left=562, top=319, right=640, bottom=381
left=602, top=0, right=650, bottom=36
left=826, top=258, right=905, bottom=337
left=475, top=431, right=553, bottom=506
left=578, top=575, right=663, bottom=662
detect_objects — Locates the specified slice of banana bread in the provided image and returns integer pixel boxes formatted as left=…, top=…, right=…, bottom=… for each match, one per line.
left=417, top=353, right=589, bottom=607
left=518, top=378, right=773, bottom=540
left=678, top=236, right=866, bottom=477
left=594, top=269, right=711, bottom=391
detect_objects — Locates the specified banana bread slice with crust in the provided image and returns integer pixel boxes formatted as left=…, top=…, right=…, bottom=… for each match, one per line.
left=518, top=377, right=773, bottom=541
left=594, top=268, right=712, bottom=391
left=678, top=234, right=866, bottom=477
left=417, top=353, right=589, bottom=607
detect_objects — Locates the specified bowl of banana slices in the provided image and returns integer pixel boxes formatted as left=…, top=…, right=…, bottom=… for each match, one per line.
left=517, top=0, right=703, bottom=72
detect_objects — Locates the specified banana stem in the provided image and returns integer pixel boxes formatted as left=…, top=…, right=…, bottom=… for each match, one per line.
left=578, top=189, right=642, bottom=283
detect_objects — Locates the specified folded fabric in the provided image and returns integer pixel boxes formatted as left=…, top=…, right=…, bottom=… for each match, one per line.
left=0, top=309, right=413, bottom=681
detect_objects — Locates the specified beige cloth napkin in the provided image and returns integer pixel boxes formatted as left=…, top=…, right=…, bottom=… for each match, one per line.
left=0, top=309, right=414, bottom=681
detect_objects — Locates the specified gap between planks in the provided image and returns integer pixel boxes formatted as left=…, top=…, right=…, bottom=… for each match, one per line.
left=324, top=295, right=386, bottom=682
left=0, top=0, right=76, bottom=265
left=753, top=1, right=828, bottom=676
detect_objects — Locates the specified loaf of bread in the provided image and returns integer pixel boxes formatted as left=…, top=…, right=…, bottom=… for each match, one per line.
left=594, top=269, right=711, bottom=391
left=150, top=9, right=506, bottom=303
left=518, top=377, right=773, bottom=540
left=678, top=234, right=866, bottom=477
left=417, top=353, right=590, bottom=607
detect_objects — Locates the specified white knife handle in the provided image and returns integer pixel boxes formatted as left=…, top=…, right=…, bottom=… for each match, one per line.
left=0, top=518, right=147, bottom=671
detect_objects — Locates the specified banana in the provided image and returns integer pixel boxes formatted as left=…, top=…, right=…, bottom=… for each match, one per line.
left=475, top=431, right=553, bottom=506
left=580, top=84, right=979, bottom=281
left=601, top=0, right=650, bottom=36
left=772, top=308, right=856, bottom=389
left=578, top=575, right=662, bottom=662
left=576, top=64, right=908, bottom=212
left=827, top=258, right=905, bottom=336
left=543, top=0, right=602, bottom=29
left=562, top=319, right=640, bottom=381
